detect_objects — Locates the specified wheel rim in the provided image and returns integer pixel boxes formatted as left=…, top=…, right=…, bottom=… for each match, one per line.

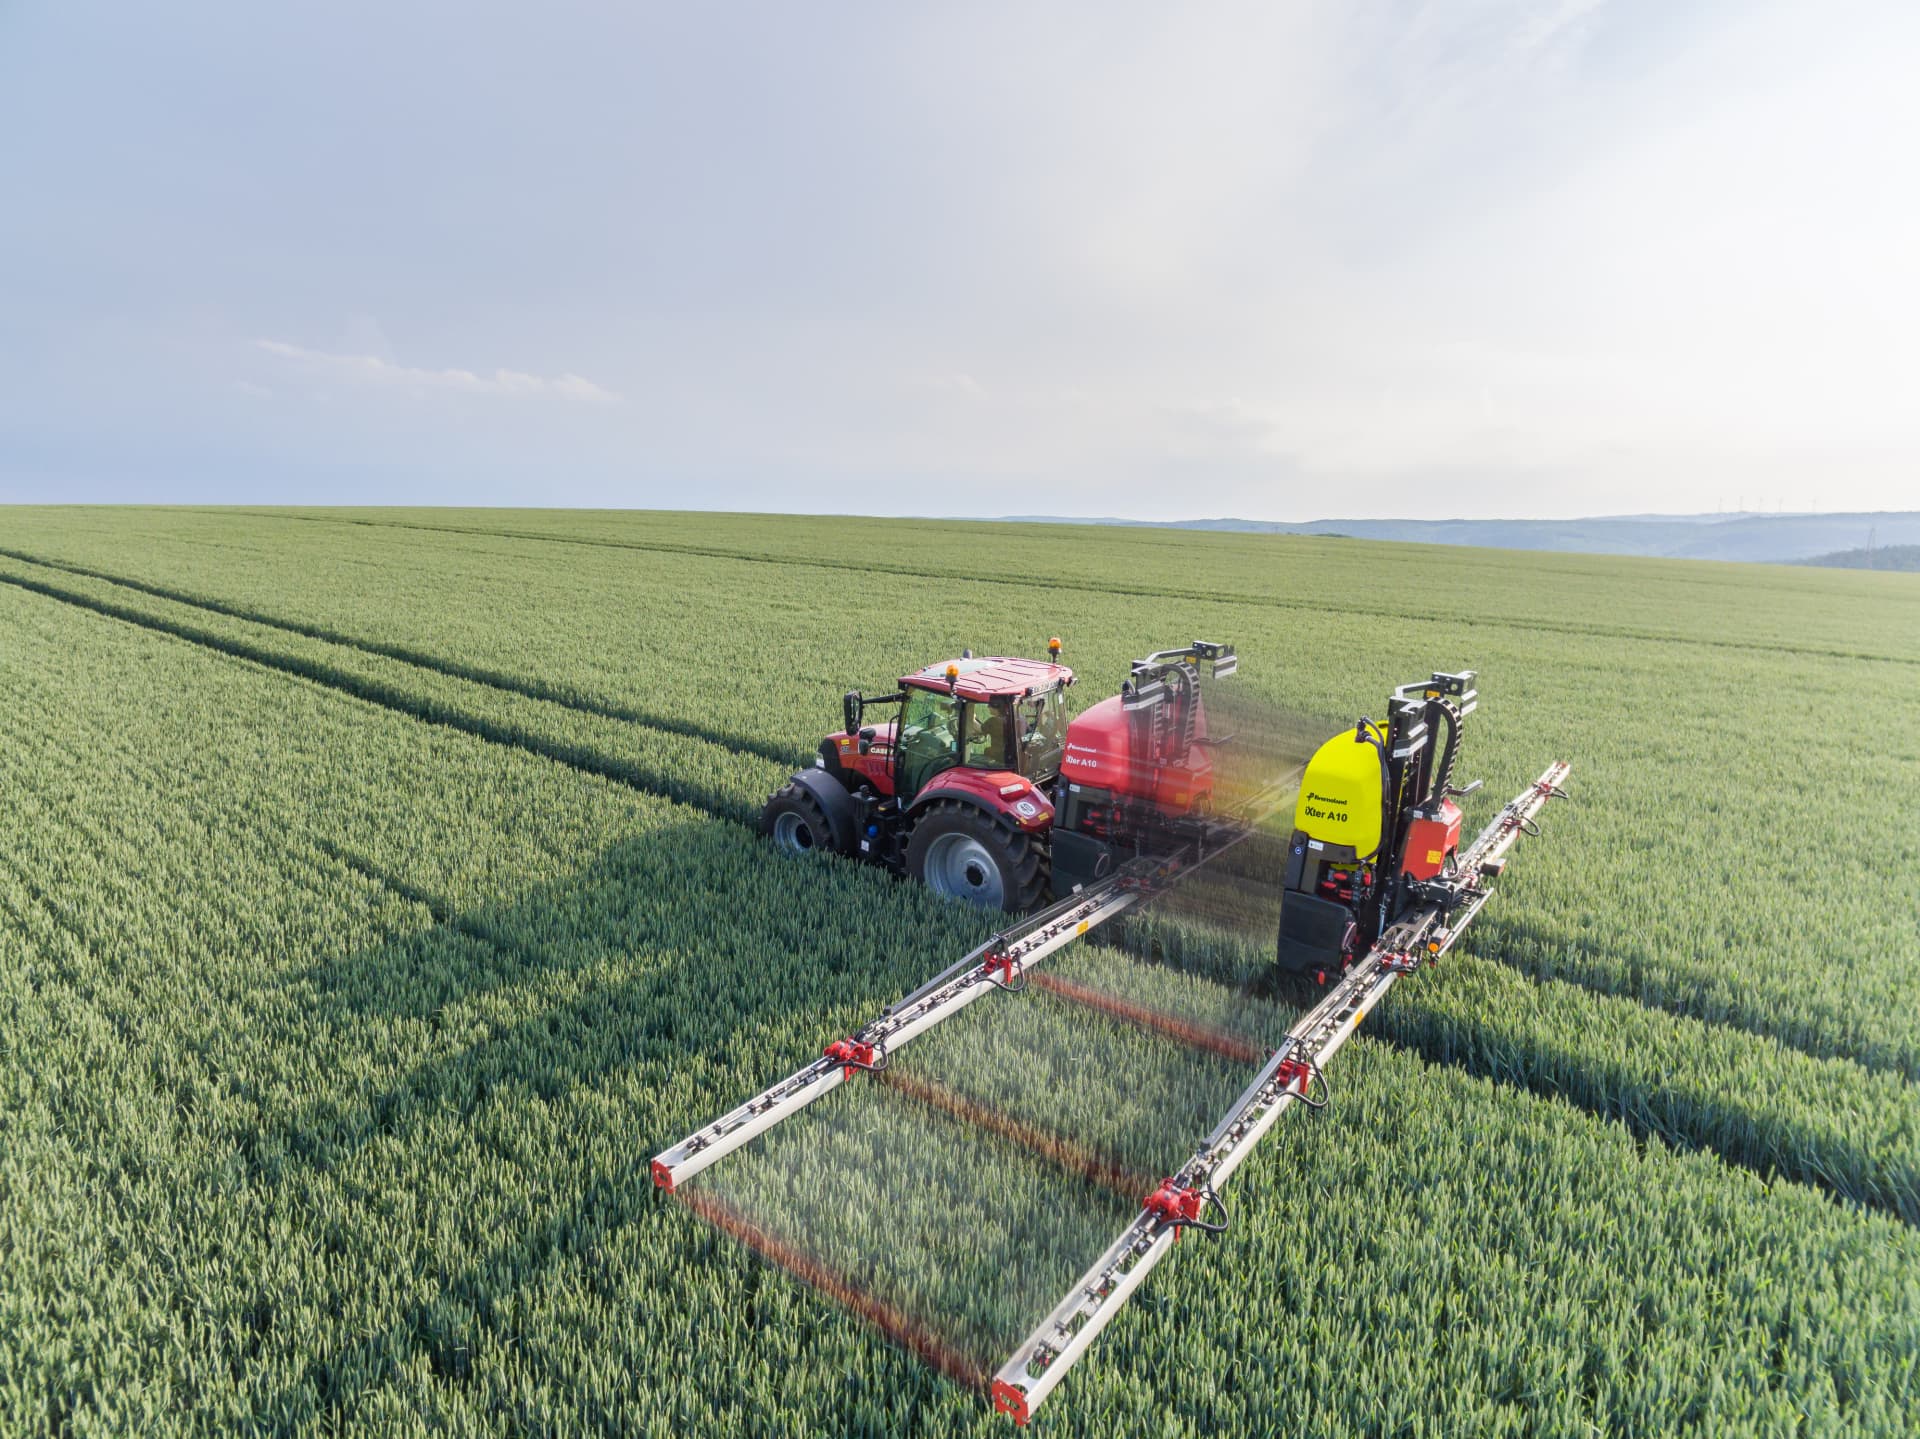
left=772, top=810, right=815, bottom=853
left=922, top=832, right=1006, bottom=907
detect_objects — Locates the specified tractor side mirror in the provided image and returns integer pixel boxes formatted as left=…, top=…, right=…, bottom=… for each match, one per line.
left=843, top=690, right=862, bottom=736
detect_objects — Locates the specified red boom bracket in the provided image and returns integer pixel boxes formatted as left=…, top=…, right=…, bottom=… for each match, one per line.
left=1142, top=1178, right=1211, bottom=1241
left=1272, top=1056, right=1313, bottom=1093
left=991, top=1379, right=1032, bottom=1426
left=824, top=1037, right=882, bottom=1079
left=981, top=950, right=1025, bottom=991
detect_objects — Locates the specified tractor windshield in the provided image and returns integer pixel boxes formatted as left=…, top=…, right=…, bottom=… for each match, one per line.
left=899, top=686, right=1062, bottom=796
left=1015, top=684, right=1067, bottom=779
left=897, top=686, right=962, bottom=798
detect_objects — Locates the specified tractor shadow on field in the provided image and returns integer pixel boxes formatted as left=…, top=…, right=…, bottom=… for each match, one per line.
left=286, top=819, right=995, bottom=1164
left=269, top=818, right=1014, bottom=1424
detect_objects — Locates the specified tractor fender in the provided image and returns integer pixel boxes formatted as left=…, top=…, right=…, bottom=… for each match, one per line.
left=789, top=768, right=858, bottom=854
left=907, top=771, right=1054, bottom=835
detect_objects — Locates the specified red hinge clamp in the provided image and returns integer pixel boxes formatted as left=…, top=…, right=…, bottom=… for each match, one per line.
left=1272, top=1054, right=1329, bottom=1110
left=1380, top=949, right=1420, bottom=974
left=1143, top=1178, right=1207, bottom=1239
left=824, top=1037, right=882, bottom=1079
left=982, top=949, right=1025, bottom=990
left=1141, top=1178, right=1228, bottom=1239
left=1273, top=1056, right=1314, bottom=1094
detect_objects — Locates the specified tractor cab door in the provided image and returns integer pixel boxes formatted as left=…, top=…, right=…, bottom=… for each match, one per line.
left=1013, top=683, right=1067, bottom=781
left=895, top=686, right=963, bottom=802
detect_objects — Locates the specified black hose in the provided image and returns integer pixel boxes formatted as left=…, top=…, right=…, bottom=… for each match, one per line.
left=1294, top=1065, right=1331, bottom=1111
left=1355, top=719, right=1392, bottom=863
left=986, top=961, right=1028, bottom=994
left=1429, top=698, right=1463, bottom=806
left=1189, top=1189, right=1230, bottom=1235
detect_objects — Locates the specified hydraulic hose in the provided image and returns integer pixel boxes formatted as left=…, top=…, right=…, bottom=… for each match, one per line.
left=1354, top=719, right=1392, bottom=863
left=1429, top=698, right=1464, bottom=807
left=1188, top=1189, right=1230, bottom=1236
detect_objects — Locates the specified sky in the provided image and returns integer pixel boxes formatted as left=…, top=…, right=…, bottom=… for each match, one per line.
left=2, top=0, right=1915, bottom=521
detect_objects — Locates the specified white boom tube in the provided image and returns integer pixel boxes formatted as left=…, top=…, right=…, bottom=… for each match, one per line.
left=652, top=873, right=1148, bottom=1189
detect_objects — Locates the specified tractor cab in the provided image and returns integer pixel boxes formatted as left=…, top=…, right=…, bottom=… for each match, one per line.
left=893, top=656, right=1073, bottom=800
left=830, top=651, right=1074, bottom=805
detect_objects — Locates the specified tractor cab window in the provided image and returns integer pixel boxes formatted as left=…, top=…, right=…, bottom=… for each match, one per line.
left=1015, top=685, right=1067, bottom=779
left=963, top=699, right=1013, bottom=770
left=897, top=686, right=962, bottom=799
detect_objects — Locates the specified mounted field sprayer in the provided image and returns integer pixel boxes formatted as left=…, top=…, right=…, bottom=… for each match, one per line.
left=656, top=640, right=1570, bottom=1423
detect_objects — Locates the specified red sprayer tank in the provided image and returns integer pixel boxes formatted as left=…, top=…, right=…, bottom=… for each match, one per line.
left=1061, top=694, right=1213, bottom=814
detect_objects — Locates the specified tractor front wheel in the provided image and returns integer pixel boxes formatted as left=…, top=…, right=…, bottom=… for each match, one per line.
left=906, top=802, right=1045, bottom=912
left=761, top=783, right=843, bottom=857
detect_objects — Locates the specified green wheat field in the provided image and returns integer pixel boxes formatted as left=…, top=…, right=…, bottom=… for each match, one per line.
left=2, top=507, right=1917, bottom=1436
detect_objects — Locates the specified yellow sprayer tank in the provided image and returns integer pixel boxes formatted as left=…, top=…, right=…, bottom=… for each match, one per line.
left=1293, top=722, right=1386, bottom=860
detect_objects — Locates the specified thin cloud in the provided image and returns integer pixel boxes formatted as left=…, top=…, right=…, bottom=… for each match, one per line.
left=256, top=339, right=618, bottom=403
left=1511, top=0, right=1609, bottom=60
left=906, top=371, right=989, bottom=399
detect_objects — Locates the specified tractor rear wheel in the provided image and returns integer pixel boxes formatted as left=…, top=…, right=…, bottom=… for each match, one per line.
left=761, top=783, right=843, bottom=857
left=906, top=801, right=1045, bottom=912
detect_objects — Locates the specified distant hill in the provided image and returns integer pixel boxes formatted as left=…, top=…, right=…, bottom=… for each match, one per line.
left=1798, top=544, right=1920, bottom=572
left=995, top=511, right=1920, bottom=564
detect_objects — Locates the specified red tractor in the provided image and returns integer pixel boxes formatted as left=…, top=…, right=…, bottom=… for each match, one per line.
left=760, top=640, right=1239, bottom=910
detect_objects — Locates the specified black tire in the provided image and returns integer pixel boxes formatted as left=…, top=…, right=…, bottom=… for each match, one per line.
left=761, top=783, right=843, bottom=857
left=904, top=801, right=1046, bottom=912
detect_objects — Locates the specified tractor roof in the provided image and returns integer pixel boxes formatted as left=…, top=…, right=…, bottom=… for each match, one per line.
left=901, top=655, right=1074, bottom=702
